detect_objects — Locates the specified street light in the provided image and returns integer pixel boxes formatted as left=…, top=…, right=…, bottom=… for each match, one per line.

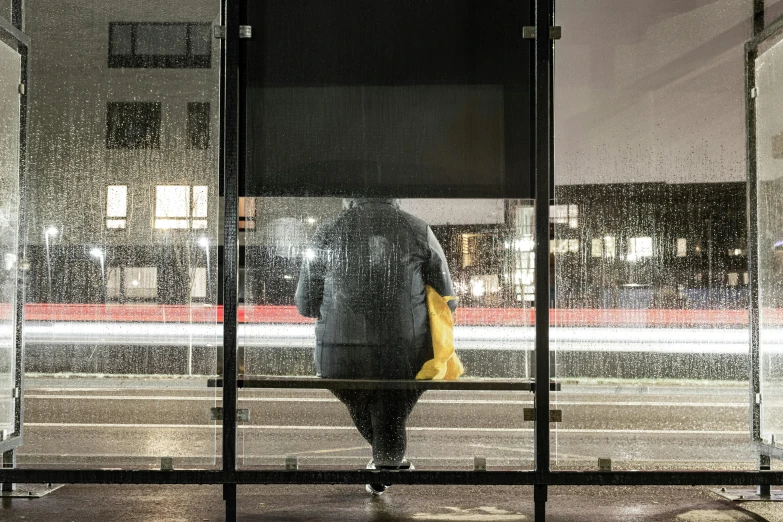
left=44, top=226, right=58, bottom=301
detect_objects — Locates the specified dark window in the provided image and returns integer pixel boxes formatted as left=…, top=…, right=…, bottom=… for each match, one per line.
left=187, top=102, right=210, bottom=149
left=109, top=22, right=211, bottom=68
left=106, top=102, right=161, bottom=149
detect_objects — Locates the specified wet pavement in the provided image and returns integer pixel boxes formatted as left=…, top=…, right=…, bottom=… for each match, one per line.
left=3, top=377, right=783, bottom=520
left=16, top=377, right=758, bottom=468
left=0, top=483, right=776, bottom=521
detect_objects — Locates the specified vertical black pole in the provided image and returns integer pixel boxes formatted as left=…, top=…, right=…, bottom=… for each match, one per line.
left=533, top=0, right=554, bottom=520
left=11, top=0, right=23, bottom=29
left=747, top=0, right=767, bottom=497
left=221, top=0, right=240, bottom=519
left=5, top=0, right=27, bottom=493
left=753, top=0, right=765, bottom=36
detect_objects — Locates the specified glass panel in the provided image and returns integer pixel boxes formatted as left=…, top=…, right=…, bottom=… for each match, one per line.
left=0, top=41, right=21, bottom=436
left=553, top=1, right=754, bottom=470
left=245, top=0, right=534, bottom=199
left=755, top=30, right=783, bottom=449
left=239, top=198, right=534, bottom=470
left=19, top=0, right=220, bottom=468
left=241, top=1, right=535, bottom=473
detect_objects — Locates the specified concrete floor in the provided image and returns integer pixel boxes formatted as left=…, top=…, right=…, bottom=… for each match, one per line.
left=0, top=484, right=777, bottom=521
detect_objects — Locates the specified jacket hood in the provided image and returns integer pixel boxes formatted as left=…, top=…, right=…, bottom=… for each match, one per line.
left=342, top=198, right=401, bottom=210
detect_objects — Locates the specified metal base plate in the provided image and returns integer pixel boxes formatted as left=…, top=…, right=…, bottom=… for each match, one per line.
left=713, top=488, right=783, bottom=502
left=0, top=483, right=64, bottom=498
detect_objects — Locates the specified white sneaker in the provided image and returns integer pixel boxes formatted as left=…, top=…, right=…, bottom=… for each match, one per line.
left=365, top=460, right=387, bottom=496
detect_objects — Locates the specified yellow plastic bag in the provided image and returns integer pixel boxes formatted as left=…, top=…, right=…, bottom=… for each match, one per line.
left=416, top=285, right=465, bottom=380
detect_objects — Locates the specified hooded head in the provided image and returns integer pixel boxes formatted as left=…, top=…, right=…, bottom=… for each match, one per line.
left=341, top=198, right=401, bottom=210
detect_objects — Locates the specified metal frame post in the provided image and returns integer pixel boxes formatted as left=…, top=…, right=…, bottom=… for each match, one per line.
left=747, top=0, right=769, bottom=495
left=0, top=0, right=30, bottom=494
left=745, top=3, right=761, bottom=456
left=220, top=0, right=240, bottom=518
left=533, top=0, right=555, bottom=520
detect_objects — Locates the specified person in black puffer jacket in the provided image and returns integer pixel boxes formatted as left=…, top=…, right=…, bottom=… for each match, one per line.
left=295, top=198, right=455, bottom=481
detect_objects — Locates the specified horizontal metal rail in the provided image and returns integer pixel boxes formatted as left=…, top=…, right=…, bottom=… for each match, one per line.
left=2, top=469, right=783, bottom=486
left=207, top=376, right=560, bottom=391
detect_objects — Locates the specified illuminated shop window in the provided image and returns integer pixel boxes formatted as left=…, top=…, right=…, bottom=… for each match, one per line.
left=125, top=267, right=158, bottom=299
left=727, top=272, right=739, bottom=287
left=106, top=266, right=158, bottom=299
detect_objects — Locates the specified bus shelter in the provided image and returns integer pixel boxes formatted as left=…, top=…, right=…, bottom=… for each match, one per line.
left=0, top=0, right=782, bottom=520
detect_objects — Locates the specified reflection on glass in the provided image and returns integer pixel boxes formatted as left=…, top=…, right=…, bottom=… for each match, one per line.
left=755, top=32, right=783, bottom=448
left=553, top=0, right=754, bottom=470
left=18, top=0, right=221, bottom=468
left=0, top=40, right=21, bottom=435
left=240, top=198, right=535, bottom=470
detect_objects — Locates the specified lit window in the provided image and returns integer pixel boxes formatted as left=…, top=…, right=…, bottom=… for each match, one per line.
left=155, top=185, right=209, bottom=229
left=550, top=204, right=578, bottom=228
left=568, top=205, right=579, bottom=229
left=190, top=267, right=207, bottom=298
left=744, top=272, right=749, bottom=285
left=603, top=236, right=616, bottom=258
left=727, top=272, right=739, bottom=287
left=551, top=239, right=579, bottom=254
left=676, top=238, right=687, bottom=257
left=728, top=248, right=745, bottom=257
left=627, top=237, right=653, bottom=262
left=591, top=238, right=603, bottom=258
left=4, top=253, right=16, bottom=271
left=125, top=267, right=158, bottom=299
left=106, top=185, right=127, bottom=229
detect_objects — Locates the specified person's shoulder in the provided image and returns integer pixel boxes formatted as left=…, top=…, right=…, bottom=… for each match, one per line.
left=394, top=208, right=429, bottom=237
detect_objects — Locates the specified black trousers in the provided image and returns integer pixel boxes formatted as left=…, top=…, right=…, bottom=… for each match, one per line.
left=332, top=389, right=424, bottom=467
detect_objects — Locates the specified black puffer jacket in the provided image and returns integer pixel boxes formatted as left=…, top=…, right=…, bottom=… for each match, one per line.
left=295, top=199, right=455, bottom=379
